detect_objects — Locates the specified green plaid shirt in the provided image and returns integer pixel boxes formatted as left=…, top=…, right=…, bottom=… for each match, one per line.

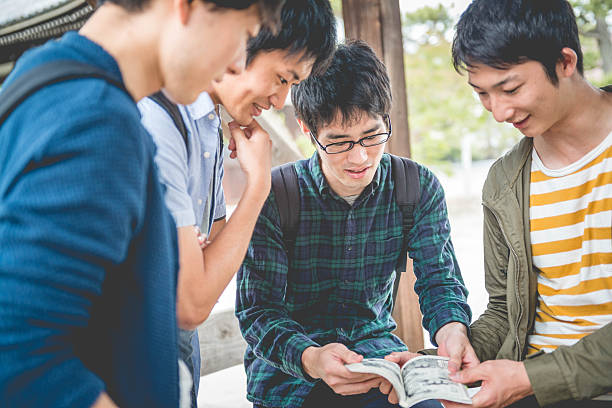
left=236, top=153, right=470, bottom=407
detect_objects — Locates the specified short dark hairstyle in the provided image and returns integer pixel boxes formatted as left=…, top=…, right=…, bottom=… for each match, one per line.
left=452, top=0, right=583, bottom=85
left=101, top=0, right=283, bottom=31
left=246, top=0, right=337, bottom=77
left=291, top=40, right=391, bottom=137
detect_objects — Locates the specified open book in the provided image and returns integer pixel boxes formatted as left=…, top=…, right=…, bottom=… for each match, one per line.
left=346, top=355, right=474, bottom=407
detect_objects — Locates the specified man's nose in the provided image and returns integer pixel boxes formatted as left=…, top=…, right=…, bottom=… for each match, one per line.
left=347, top=142, right=368, bottom=163
left=490, top=96, right=514, bottom=123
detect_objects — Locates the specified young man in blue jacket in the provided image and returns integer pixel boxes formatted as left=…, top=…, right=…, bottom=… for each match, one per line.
left=0, top=0, right=282, bottom=407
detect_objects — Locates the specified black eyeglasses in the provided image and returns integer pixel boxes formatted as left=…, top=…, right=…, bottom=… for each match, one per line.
left=311, top=115, right=392, bottom=154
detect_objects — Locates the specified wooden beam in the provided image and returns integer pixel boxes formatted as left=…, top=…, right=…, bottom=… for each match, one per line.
left=380, top=0, right=411, bottom=158
left=342, top=0, right=423, bottom=351
left=342, top=0, right=383, bottom=58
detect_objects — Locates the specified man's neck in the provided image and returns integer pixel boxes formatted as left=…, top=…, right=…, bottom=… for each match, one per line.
left=79, top=2, right=163, bottom=102
left=535, top=80, right=612, bottom=169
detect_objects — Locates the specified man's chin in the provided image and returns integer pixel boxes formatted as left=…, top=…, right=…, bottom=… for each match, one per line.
left=224, top=108, right=253, bottom=126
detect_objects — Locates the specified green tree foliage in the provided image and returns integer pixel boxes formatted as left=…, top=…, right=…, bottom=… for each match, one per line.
left=571, top=0, right=612, bottom=74
left=404, top=40, right=520, bottom=165
left=403, top=5, right=452, bottom=46
left=402, top=7, right=520, bottom=166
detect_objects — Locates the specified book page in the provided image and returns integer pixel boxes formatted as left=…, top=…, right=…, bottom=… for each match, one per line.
left=401, top=356, right=472, bottom=407
left=345, top=358, right=407, bottom=405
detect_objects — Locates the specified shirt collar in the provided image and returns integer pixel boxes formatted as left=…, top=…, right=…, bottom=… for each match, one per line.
left=185, top=91, right=217, bottom=121
left=307, top=151, right=384, bottom=201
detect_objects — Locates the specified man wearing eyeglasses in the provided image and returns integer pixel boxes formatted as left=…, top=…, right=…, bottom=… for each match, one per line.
left=235, top=41, right=472, bottom=408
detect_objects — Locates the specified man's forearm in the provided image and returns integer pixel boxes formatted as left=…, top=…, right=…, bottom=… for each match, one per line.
left=177, top=183, right=268, bottom=329
left=201, top=185, right=267, bottom=304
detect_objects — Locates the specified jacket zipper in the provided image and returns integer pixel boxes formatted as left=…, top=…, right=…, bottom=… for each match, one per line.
left=483, top=203, right=524, bottom=358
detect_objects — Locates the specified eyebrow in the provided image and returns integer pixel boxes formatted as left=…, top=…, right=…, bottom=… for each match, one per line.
left=324, top=124, right=384, bottom=140
left=284, top=69, right=300, bottom=82
left=468, top=74, right=520, bottom=90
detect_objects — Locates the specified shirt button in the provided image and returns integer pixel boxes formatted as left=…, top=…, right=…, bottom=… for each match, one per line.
left=344, top=280, right=350, bottom=284
left=347, top=246, right=352, bottom=251
left=203, top=151, right=211, bottom=159
left=198, top=199, right=203, bottom=205
left=208, top=113, right=215, bottom=120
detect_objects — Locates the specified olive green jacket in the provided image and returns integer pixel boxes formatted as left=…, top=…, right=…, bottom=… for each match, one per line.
left=469, top=137, right=612, bottom=406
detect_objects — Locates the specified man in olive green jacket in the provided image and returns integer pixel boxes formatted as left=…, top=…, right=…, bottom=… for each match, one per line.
left=446, top=0, right=612, bottom=407
left=379, top=1, right=612, bottom=407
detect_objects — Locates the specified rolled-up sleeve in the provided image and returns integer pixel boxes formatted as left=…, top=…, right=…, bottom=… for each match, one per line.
left=408, top=165, right=472, bottom=344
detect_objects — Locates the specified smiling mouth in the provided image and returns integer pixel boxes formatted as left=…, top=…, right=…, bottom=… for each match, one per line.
left=512, top=115, right=530, bottom=129
left=252, top=103, right=269, bottom=117
left=345, top=167, right=370, bottom=178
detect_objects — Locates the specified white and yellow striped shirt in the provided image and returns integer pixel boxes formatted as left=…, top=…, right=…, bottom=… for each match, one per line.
left=527, top=133, right=612, bottom=355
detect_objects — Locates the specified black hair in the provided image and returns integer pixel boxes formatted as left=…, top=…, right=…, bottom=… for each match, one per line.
left=452, top=0, right=583, bottom=85
left=291, top=40, right=391, bottom=137
left=246, top=0, right=337, bottom=77
left=101, top=0, right=284, bottom=31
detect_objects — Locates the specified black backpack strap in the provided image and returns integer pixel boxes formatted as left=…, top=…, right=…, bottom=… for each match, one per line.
left=602, top=85, right=612, bottom=93
left=0, top=60, right=129, bottom=126
left=149, top=91, right=190, bottom=156
left=389, top=154, right=421, bottom=308
left=271, top=162, right=300, bottom=256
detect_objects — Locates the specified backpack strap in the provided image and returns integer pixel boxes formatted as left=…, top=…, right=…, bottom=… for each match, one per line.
left=0, top=60, right=129, bottom=126
left=602, top=85, right=612, bottom=93
left=271, top=162, right=300, bottom=256
left=149, top=91, right=190, bottom=156
left=389, top=154, right=421, bottom=309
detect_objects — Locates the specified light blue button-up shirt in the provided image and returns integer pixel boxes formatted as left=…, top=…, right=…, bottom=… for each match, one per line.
left=139, top=92, right=226, bottom=233
left=138, top=92, right=226, bottom=406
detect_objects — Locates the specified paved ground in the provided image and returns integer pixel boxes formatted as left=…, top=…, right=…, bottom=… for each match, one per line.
left=198, top=161, right=493, bottom=407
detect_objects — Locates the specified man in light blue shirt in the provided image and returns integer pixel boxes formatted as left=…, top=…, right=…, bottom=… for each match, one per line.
left=139, top=1, right=337, bottom=406
left=139, top=91, right=226, bottom=403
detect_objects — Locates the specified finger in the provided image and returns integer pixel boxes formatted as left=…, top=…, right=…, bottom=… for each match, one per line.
left=379, top=380, right=392, bottom=396
left=227, top=121, right=247, bottom=146
left=228, top=137, right=236, bottom=151
left=449, top=366, right=485, bottom=385
left=447, top=350, right=462, bottom=374
left=337, top=370, right=380, bottom=382
left=388, top=387, right=399, bottom=404
left=339, top=347, right=363, bottom=365
left=462, top=347, right=480, bottom=369
left=384, top=353, right=402, bottom=363
left=334, top=377, right=381, bottom=396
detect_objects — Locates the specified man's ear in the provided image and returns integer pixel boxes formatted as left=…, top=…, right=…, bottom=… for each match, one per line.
left=557, top=47, right=579, bottom=79
left=296, top=118, right=311, bottom=136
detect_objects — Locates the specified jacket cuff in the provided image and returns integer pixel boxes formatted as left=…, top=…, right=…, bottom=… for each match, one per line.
left=282, top=334, right=320, bottom=382
left=524, top=353, right=573, bottom=406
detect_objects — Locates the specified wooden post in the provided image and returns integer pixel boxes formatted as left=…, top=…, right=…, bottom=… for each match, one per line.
left=342, top=0, right=423, bottom=351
